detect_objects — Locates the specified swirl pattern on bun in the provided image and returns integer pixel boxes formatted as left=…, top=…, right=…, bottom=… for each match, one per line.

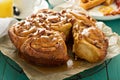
left=8, top=20, right=37, bottom=49
left=20, top=28, right=68, bottom=66
left=8, top=9, right=108, bottom=66
left=71, top=10, right=108, bottom=63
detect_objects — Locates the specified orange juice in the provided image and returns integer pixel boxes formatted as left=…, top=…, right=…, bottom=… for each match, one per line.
left=0, top=0, right=13, bottom=18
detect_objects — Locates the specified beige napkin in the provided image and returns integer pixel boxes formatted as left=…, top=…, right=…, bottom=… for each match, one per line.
left=0, top=18, right=17, bottom=38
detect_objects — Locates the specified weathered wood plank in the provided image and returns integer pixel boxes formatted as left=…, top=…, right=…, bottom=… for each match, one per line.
left=107, top=55, right=120, bottom=80
left=0, top=52, right=28, bottom=80
left=64, top=63, right=108, bottom=80
left=17, top=73, right=29, bottom=80
left=0, top=52, right=7, bottom=80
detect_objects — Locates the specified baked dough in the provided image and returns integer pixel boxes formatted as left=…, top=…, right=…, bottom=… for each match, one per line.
left=80, top=0, right=106, bottom=10
left=26, top=9, right=73, bottom=40
left=20, top=29, right=68, bottom=66
left=8, top=9, right=72, bottom=66
left=8, top=20, right=37, bottom=49
left=8, top=9, right=108, bottom=66
left=71, top=10, right=108, bottom=62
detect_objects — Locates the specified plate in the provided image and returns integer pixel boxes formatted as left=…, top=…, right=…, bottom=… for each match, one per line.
left=90, top=14, right=120, bottom=20
left=88, top=3, right=120, bottom=20
left=53, top=0, right=120, bottom=20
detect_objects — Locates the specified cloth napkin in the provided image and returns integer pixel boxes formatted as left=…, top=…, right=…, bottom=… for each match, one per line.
left=0, top=18, right=18, bottom=38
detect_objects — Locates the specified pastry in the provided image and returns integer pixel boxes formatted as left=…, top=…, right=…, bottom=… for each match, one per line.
left=71, top=10, right=108, bottom=63
left=8, top=20, right=37, bottom=49
left=20, top=28, right=69, bottom=66
left=69, top=9, right=96, bottom=26
left=8, top=9, right=108, bottom=66
left=26, top=9, right=73, bottom=40
left=8, top=9, right=72, bottom=66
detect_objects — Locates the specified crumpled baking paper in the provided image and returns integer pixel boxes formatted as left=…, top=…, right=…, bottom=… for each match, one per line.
left=0, top=21, right=120, bottom=80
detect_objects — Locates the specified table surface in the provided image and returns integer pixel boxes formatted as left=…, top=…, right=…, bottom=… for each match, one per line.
left=0, top=18, right=120, bottom=80
left=0, top=1, right=120, bottom=79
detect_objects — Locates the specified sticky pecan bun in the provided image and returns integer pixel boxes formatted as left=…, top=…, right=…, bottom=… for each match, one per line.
left=20, top=28, right=68, bottom=66
left=71, top=10, right=108, bottom=63
left=26, top=9, right=73, bottom=39
left=8, top=9, right=108, bottom=66
left=8, top=9, right=72, bottom=66
left=8, top=20, right=37, bottom=49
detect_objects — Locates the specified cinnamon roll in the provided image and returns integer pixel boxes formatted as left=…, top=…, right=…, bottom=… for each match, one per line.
left=26, top=9, right=73, bottom=39
left=8, top=9, right=108, bottom=66
left=8, top=9, right=70, bottom=66
left=8, top=20, right=37, bottom=49
left=71, top=10, right=108, bottom=63
left=20, top=29, right=69, bottom=66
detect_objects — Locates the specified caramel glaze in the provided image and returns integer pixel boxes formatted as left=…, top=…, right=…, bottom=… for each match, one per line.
left=8, top=9, right=108, bottom=66
left=70, top=10, right=108, bottom=63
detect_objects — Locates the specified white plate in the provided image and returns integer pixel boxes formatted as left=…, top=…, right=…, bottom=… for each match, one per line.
left=88, top=3, right=120, bottom=20
left=90, top=14, right=120, bottom=20
left=53, top=0, right=120, bottom=20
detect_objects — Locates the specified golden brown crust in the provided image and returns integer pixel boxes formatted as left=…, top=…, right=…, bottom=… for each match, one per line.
left=80, top=0, right=106, bottom=10
left=71, top=10, right=108, bottom=63
left=69, top=10, right=96, bottom=26
left=26, top=9, right=73, bottom=39
left=8, top=9, right=108, bottom=66
left=20, top=29, right=69, bottom=66
left=8, top=20, right=37, bottom=49
left=8, top=9, right=71, bottom=66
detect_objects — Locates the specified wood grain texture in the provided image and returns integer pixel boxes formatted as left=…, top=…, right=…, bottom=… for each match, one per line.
left=107, top=55, right=120, bottom=80
left=3, top=64, right=20, bottom=80
left=0, top=53, right=7, bottom=80
left=81, top=68, right=107, bottom=80
left=0, top=52, right=29, bottom=80
left=17, top=73, right=29, bottom=80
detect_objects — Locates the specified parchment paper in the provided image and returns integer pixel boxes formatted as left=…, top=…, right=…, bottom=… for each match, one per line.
left=0, top=22, right=120, bottom=80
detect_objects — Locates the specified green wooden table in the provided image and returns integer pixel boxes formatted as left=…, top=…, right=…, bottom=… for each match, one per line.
left=0, top=18, right=120, bottom=80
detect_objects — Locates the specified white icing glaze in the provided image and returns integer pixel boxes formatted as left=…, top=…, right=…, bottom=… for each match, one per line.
left=41, top=35, right=49, bottom=38
left=67, top=59, right=73, bottom=68
left=29, top=26, right=36, bottom=30
left=47, top=15, right=59, bottom=20
left=52, top=37, right=57, bottom=41
left=24, top=21, right=30, bottom=25
left=60, top=16, right=67, bottom=21
left=81, top=27, right=95, bottom=36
